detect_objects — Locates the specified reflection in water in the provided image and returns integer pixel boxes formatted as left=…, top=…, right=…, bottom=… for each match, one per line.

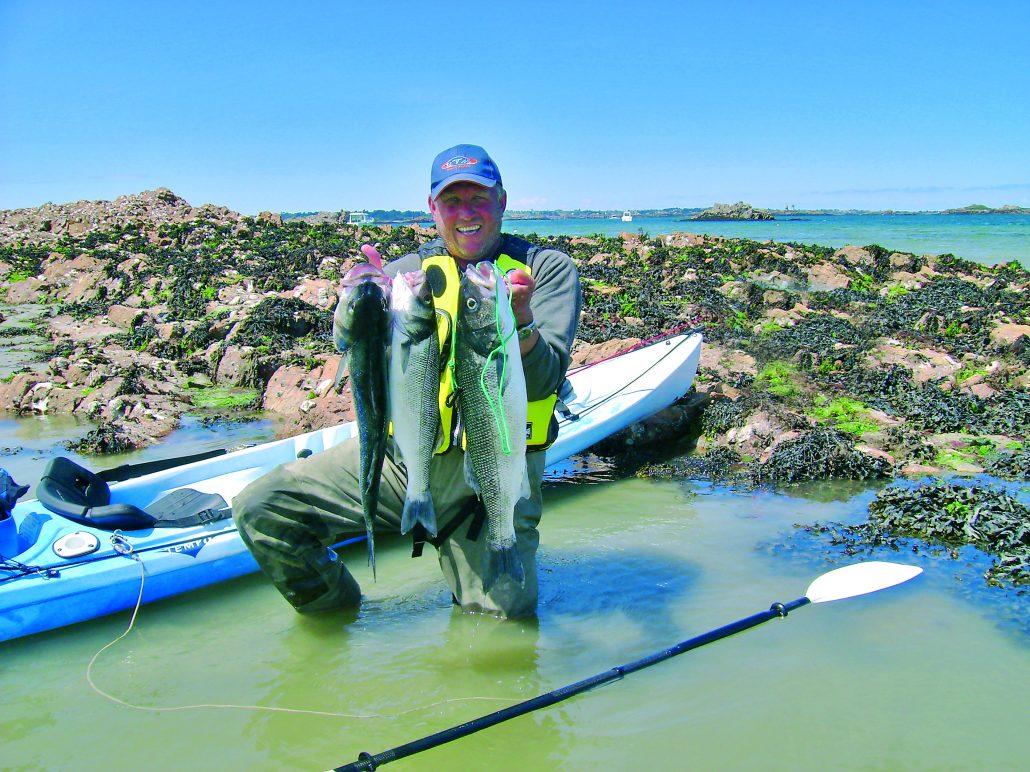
left=770, top=521, right=1030, bottom=639
left=241, top=543, right=701, bottom=769
left=543, top=453, right=620, bottom=484
left=768, top=477, right=893, bottom=504
left=239, top=602, right=544, bottom=768
left=541, top=548, right=697, bottom=628
left=244, top=607, right=361, bottom=767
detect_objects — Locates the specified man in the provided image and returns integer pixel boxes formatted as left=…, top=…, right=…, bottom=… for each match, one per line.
left=233, top=144, right=581, bottom=618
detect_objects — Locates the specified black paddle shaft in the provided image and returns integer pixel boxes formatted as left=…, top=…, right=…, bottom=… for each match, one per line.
left=333, top=596, right=811, bottom=771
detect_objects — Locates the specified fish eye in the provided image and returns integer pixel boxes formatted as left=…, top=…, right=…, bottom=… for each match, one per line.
left=465, top=297, right=478, bottom=311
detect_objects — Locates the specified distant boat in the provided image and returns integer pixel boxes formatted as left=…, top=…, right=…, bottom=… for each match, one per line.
left=347, top=211, right=373, bottom=225
left=621, top=211, right=633, bottom=222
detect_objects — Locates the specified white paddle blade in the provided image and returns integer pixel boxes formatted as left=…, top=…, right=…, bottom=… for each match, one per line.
left=805, top=561, right=923, bottom=604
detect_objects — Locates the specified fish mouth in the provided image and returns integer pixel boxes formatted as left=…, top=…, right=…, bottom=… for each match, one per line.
left=399, top=269, right=427, bottom=293
left=394, top=270, right=431, bottom=308
left=343, top=263, right=392, bottom=291
left=466, top=261, right=498, bottom=292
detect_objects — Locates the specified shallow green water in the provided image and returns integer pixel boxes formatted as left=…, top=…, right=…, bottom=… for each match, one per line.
left=0, top=302, right=55, bottom=380
left=2, top=475, right=1027, bottom=770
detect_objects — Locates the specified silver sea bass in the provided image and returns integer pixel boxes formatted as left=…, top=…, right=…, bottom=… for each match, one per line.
left=454, top=262, right=529, bottom=591
left=389, top=270, right=441, bottom=537
left=334, top=262, right=392, bottom=578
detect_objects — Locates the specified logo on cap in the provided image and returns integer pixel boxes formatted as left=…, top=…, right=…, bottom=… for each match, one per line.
left=441, top=155, right=478, bottom=171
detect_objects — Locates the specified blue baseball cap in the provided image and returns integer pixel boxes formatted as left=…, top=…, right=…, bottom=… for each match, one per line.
left=430, top=144, right=502, bottom=200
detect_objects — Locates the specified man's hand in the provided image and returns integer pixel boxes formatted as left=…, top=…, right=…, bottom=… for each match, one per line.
left=506, top=269, right=535, bottom=327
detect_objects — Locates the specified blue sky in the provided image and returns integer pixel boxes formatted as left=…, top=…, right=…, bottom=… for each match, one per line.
left=2, top=0, right=1028, bottom=213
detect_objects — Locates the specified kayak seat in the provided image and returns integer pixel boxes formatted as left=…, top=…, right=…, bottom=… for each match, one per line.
left=36, top=457, right=229, bottom=531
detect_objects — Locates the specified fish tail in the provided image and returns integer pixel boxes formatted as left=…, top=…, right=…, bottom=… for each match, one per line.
left=483, top=543, right=525, bottom=592
left=364, top=517, right=377, bottom=581
left=361, top=466, right=381, bottom=581
left=400, top=494, right=438, bottom=537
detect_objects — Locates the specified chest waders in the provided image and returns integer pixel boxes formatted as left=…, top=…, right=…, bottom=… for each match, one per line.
left=410, top=254, right=560, bottom=558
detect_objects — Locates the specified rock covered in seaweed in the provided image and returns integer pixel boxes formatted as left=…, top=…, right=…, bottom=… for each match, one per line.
left=690, top=202, right=775, bottom=221
left=799, top=480, right=1030, bottom=588
left=0, top=190, right=428, bottom=450
left=1, top=190, right=1028, bottom=473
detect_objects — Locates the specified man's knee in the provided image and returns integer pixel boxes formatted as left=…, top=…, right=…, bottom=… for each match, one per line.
left=233, top=469, right=363, bottom=614
left=288, top=549, right=362, bottom=613
left=232, top=465, right=319, bottom=549
left=233, top=468, right=282, bottom=533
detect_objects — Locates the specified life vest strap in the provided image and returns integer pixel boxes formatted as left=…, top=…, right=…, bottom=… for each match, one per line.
left=410, top=496, right=486, bottom=557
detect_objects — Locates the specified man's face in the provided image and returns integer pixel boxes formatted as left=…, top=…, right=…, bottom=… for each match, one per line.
left=428, top=181, right=507, bottom=264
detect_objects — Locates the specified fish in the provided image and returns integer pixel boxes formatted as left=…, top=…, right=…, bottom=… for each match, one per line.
left=334, top=261, right=392, bottom=578
left=454, top=261, right=529, bottom=591
left=389, top=270, right=441, bottom=537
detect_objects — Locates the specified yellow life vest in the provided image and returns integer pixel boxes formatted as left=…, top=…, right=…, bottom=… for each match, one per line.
left=422, top=253, right=559, bottom=453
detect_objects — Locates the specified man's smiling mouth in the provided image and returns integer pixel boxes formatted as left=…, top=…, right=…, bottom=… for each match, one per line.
left=457, top=225, right=481, bottom=234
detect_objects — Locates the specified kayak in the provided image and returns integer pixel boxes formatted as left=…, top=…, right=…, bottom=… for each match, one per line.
left=0, top=333, right=702, bottom=641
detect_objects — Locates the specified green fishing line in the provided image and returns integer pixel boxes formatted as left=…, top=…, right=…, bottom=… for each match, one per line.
left=478, top=262, right=518, bottom=455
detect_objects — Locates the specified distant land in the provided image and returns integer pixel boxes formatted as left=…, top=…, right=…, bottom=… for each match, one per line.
left=282, top=203, right=1030, bottom=224
left=940, top=204, right=1030, bottom=215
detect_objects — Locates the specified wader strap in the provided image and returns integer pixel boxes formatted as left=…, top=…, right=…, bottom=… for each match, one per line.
left=411, top=526, right=427, bottom=558
left=555, top=395, right=577, bottom=421
left=555, top=378, right=578, bottom=421
left=410, top=496, right=486, bottom=557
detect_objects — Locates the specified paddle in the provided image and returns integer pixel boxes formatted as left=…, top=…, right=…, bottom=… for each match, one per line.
left=330, top=561, right=922, bottom=771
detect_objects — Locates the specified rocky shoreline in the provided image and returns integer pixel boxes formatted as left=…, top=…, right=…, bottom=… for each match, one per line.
left=2, top=189, right=1028, bottom=584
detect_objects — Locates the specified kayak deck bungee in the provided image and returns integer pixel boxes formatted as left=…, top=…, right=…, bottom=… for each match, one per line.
left=0, top=333, right=702, bottom=642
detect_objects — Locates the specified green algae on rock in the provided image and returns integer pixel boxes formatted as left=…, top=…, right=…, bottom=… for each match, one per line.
left=185, top=386, right=262, bottom=410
